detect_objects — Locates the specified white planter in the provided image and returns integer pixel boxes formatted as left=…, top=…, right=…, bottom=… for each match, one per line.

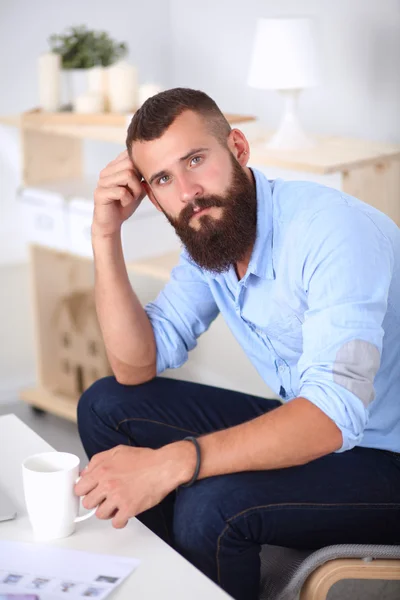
left=107, top=61, right=138, bottom=113
left=61, top=69, right=89, bottom=108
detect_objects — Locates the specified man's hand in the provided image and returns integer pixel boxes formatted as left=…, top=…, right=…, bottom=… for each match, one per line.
left=92, top=150, right=146, bottom=239
left=74, top=443, right=196, bottom=529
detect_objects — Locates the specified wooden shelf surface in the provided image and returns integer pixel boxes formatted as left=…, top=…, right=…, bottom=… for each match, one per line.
left=0, top=112, right=258, bottom=146
left=2, top=112, right=398, bottom=172
left=126, top=250, right=180, bottom=281
left=250, top=136, right=400, bottom=174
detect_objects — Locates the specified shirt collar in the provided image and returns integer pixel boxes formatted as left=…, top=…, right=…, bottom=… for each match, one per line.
left=246, top=168, right=275, bottom=281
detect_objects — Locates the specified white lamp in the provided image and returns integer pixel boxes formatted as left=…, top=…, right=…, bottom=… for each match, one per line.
left=248, top=17, right=318, bottom=150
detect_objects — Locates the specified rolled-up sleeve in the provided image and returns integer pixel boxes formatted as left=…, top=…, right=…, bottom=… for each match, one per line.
left=297, top=203, right=394, bottom=452
left=144, top=252, right=219, bottom=374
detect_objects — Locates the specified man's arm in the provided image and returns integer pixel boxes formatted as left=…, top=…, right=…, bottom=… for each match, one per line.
left=92, top=151, right=158, bottom=385
left=171, top=397, right=342, bottom=485
left=93, top=231, right=157, bottom=385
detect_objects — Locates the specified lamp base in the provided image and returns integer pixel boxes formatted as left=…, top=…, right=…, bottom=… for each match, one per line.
left=266, top=89, right=315, bottom=151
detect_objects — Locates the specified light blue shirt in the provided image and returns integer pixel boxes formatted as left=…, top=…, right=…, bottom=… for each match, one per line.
left=145, top=168, right=400, bottom=453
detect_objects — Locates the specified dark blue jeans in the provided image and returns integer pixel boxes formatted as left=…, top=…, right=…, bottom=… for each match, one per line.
left=77, top=376, right=400, bottom=600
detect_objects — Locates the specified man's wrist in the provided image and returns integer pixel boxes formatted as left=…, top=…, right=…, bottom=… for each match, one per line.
left=91, top=225, right=121, bottom=242
left=161, top=440, right=199, bottom=488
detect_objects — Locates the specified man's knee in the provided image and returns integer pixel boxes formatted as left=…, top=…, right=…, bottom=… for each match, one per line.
left=77, top=375, right=152, bottom=458
left=77, top=376, right=119, bottom=428
left=77, top=375, right=163, bottom=444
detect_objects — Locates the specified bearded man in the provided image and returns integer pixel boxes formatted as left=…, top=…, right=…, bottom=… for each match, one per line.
left=75, top=88, right=400, bottom=600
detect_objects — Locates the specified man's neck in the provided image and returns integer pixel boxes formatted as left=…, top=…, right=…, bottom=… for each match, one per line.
left=235, top=166, right=256, bottom=280
left=235, top=246, right=253, bottom=280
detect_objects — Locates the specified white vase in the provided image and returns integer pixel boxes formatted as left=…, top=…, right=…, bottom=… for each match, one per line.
left=138, top=83, right=163, bottom=107
left=107, top=62, right=138, bottom=113
left=61, top=69, right=89, bottom=108
left=38, top=52, right=61, bottom=112
left=87, top=66, right=109, bottom=111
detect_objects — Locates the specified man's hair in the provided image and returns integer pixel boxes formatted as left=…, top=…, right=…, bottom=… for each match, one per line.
left=126, top=87, right=231, bottom=156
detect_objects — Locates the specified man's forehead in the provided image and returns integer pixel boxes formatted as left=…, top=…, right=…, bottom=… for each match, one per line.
left=131, top=111, right=215, bottom=177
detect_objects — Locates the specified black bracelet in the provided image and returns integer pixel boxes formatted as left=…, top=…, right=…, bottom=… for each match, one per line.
left=181, top=436, right=201, bottom=488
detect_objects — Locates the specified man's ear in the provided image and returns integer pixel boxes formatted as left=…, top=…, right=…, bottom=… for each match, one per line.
left=227, top=128, right=250, bottom=167
left=142, top=181, right=163, bottom=213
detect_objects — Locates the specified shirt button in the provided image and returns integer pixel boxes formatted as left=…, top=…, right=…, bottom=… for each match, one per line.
left=278, top=364, right=286, bottom=373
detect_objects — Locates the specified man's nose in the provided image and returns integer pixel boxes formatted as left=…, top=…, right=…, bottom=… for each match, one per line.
left=177, top=175, right=203, bottom=204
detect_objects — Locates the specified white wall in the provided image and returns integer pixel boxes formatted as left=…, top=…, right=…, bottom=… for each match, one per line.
left=170, top=0, right=400, bottom=143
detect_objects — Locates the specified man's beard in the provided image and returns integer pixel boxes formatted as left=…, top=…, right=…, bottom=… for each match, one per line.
left=160, top=155, right=257, bottom=273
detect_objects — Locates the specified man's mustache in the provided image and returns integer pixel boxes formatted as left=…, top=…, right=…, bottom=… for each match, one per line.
left=179, top=195, right=225, bottom=225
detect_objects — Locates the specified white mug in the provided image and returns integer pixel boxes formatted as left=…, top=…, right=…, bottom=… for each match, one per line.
left=22, top=451, right=96, bottom=540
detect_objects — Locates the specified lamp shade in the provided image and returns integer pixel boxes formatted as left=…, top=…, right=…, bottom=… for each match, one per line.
left=248, top=17, right=318, bottom=90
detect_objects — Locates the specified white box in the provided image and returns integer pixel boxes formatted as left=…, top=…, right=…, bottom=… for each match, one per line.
left=18, top=178, right=181, bottom=261
left=67, top=195, right=181, bottom=261
left=67, top=197, right=93, bottom=258
left=18, top=186, right=69, bottom=251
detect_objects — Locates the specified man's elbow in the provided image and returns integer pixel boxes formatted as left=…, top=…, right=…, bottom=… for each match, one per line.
left=114, top=369, right=157, bottom=386
left=112, top=363, right=157, bottom=386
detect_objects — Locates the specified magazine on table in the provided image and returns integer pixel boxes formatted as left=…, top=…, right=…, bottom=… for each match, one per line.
left=0, top=541, right=140, bottom=600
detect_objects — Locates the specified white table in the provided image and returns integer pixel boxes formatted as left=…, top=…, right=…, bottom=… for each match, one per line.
left=0, top=414, right=231, bottom=599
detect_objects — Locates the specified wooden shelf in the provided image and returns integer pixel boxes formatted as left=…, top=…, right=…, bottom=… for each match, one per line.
left=20, top=386, right=78, bottom=422
left=19, top=252, right=181, bottom=420
left=0, top=112, right=259, bottom=146
left=250, top=135, right=400, bottom=175
left=2, top=112, right=398, bottom=173
left=0, top=115, right=127, bottom=144
left=127, top=250, right=180, bottom=281
left=0, top=115, right=20, bottom=127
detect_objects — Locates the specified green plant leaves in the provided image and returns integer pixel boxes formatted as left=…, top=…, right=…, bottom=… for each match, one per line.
left=48, top=25, right=128, bottom=69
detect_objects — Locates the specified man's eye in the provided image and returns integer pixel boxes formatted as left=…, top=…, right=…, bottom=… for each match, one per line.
left=190, top=156, right=202, bottom=166
left=158, top=175, right=170, bottom=185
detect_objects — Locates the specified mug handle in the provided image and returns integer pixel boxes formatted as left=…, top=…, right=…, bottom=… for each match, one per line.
left=75, top=476, right=97, bottom=523
left=75, top=507, right=96, bottom=523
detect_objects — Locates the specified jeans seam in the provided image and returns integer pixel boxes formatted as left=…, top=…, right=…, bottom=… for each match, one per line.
left=115, top=417, right=200, bottom=436
left=89, top=400, right=134, bottom=448
left=215, top=501, right=400, bottom=586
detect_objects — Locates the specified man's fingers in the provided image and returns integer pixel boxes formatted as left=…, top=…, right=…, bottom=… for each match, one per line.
left=100, top=156, right=134, bottom=179
left=82, top=485, right=107, bottom=510
left=95, top=186, right=134, bottom=205
left=84, top=450, right=109, bottom=473
left=112, top=511, right=129, bottom=529
left=75, top=474, right=98, bottom=497
left=100, top=170, right=143, bottom=195
left=95, top=499, right=119, bottom=520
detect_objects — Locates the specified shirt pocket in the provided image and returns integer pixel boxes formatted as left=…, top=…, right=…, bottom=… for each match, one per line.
left=263, top=302, right=304, bottom=353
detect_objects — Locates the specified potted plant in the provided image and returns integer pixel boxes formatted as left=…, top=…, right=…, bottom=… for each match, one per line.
left=48, top=25, right=128, bottom=108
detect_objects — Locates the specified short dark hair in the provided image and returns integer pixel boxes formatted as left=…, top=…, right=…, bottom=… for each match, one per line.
left=126, top=87, right=231, bottom=156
